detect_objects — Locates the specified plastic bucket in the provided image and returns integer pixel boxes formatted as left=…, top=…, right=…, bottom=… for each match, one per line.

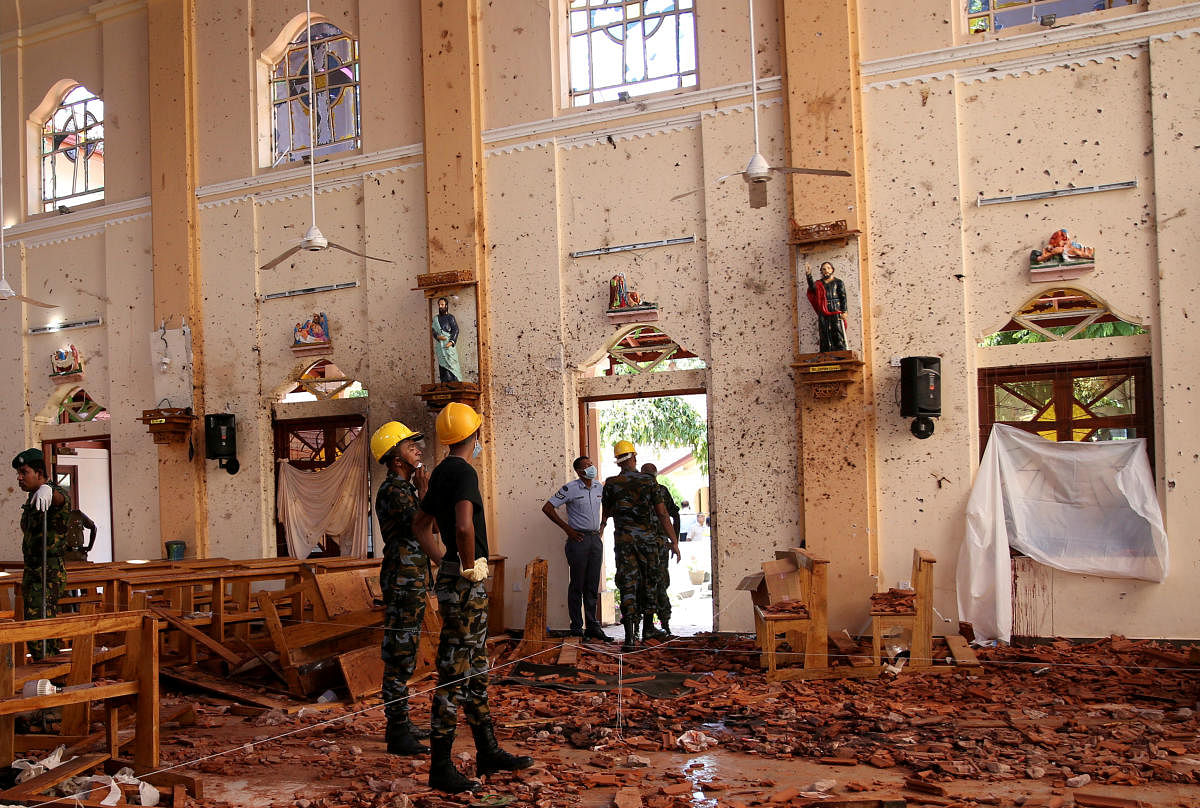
left=164, top=540, right=186, bottom=561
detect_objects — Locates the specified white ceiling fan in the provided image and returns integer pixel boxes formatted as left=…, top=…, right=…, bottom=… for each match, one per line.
left=704, top=0, right=851, bottom=209
left=259, top=0, right=393, bottom=271
left=0, top=53, right=57, bottom=308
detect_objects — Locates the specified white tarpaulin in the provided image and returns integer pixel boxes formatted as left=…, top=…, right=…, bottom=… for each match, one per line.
left=957, top=424, right=1168, bottom=644
left=276, top=432, right=369, bottom=558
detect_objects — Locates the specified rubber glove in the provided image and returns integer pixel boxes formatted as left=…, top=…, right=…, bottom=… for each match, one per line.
left=461, top=556, right=489, bottom=583
left=32, top=484, right=53, bottom=512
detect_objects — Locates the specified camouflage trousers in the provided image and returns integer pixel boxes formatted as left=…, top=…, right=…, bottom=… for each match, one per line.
left=380, top=572, right=427, bottom=725
left=22, top=564, right=64, bottom=660
left=613, top=534, right=655, bottom=623
left=652, top=540, right=672, bottom=623
left=430, top=569, right=491, bottom=742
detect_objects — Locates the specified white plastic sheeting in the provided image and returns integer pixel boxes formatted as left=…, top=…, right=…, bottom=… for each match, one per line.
left=957, top=424, right=1168, bottom=644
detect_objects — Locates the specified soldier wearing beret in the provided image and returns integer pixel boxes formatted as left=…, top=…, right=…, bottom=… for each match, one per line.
left=12, top=448, right=71, bottom=659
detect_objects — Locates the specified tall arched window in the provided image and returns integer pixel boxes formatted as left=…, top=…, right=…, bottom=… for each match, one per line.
left=270, top=23, right=361, bottom=166
left=40, top=85, right=104, bottom=212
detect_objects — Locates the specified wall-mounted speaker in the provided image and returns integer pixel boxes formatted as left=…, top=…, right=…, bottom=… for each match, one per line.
left=900, top=356, right=941, bottom=418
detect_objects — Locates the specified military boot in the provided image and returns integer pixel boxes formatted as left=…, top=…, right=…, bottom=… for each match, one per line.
left=472, top=720, right=534, bottom=776
left=642, top=614, right=666, bottom=641
left=621, top=618, right=639, bottom=652
left=428, top=735, right=480, bottom=793
left=386, top=719, right=429, bottom=755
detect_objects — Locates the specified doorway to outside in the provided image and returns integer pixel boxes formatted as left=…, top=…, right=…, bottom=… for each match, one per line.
left=43, top=438, right=113, bottom=563
left=581, top=393, right=712, bottom=635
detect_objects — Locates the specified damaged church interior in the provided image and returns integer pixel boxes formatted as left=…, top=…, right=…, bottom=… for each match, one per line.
left=0, top=0, right=1197, bottom=805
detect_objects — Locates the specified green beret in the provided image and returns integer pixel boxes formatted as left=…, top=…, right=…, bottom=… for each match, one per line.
left=12, top=448, right=45, bottom=472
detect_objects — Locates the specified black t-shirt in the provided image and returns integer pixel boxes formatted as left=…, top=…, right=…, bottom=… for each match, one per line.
left=420, top=455, right=488, bottom=564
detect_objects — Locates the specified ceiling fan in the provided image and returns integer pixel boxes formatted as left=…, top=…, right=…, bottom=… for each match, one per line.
left=0, top=51, right=57, bottom=309
left=259, top=0, right=393, bottom=271
left=685, top=0, right=851, bottom=209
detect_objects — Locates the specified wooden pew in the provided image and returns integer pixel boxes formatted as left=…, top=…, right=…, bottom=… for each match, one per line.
left=871, top=548, right=937, bottom=669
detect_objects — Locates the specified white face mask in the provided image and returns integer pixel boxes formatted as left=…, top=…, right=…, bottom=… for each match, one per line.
left=472, top=439, right=482, bottom=459
left=583, top=465, right=597, bottom=480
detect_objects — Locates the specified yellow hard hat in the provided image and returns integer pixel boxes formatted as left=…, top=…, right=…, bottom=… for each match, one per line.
left=613, top=440, right=636, bottom=459
left=370, top=421, right=423, bottom=464
left=436, top=402, right=483, bottom=445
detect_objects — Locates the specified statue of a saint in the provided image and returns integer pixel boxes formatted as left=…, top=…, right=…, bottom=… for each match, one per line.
left=432, top=296, right=462, bottom=383
left=805, top=261, right=848, bottom=353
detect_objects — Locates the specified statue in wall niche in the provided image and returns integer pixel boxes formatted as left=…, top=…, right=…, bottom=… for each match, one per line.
left=805, top=261, right=848, bottom=353
left=433, top=296, right=462, bottom=383
left=607, top=273, right=655, bottom=311
left=293, top=312, right=331, bottom=347
left=1031, top=229, right=1095, bottom=267
left=50, top=344, right=83, bottom=377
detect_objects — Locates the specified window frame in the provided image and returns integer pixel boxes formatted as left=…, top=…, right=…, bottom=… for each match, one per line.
left=977, top=357, right=1154, bottom=467
left=964, top=0, right=1143, bottom=38
left=565, top=0, right=699, bottom=108
left=35, top=83, right=105, bottom=214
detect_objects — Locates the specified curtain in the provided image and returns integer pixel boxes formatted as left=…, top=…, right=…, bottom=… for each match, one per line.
left=276, top=432, right=368, bottom=558
left=957, top=424, right=1168, bottom=644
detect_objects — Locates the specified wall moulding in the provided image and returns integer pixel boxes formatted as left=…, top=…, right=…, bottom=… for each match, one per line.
left=4, top=196, right=151, bottom=246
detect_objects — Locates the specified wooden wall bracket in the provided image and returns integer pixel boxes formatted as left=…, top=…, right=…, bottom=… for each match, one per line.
left=791, top=350, right=864, bottom=400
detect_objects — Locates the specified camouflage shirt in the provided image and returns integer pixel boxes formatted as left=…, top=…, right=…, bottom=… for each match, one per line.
left=602, top=469, right=663, bottom=538
left=21, top=483, right=72, bottom=571
left=376, top=472, right=426, bottom=591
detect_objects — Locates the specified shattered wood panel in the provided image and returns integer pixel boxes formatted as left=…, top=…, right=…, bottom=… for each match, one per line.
left=1011, top=556, right=1053, bottom=639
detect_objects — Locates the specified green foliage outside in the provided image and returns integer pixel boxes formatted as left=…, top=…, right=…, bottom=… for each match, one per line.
left=979, top=320, right=1145, bottom=347
left=597, top=396, right=709, bottom=475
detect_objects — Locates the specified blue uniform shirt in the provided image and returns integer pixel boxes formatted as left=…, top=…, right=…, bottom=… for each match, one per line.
left=547, top=478, right=603, bottom=532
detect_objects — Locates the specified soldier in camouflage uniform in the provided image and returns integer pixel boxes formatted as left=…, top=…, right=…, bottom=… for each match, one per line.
left=13, top=448, right=71, bottom=660
left=600, top=441, right=679, bottom=652
left=413, top=402, right=533, bottom=793
left=640, top=463, right=681, bottom=640
left=370, top=421, right=440, bottom=756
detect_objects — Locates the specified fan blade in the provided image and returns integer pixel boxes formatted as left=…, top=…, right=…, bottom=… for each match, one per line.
left=260, top=245, right=303, bottom=271
left=771, top=166, right=852, bottom=177
left=14, top=294, right=58, bottom=309
left=714, top=171, right=747, bottom=185
left=670, top=188, right=703, bottom=202
left=748, top=182, right=768, bottom=209
left=328, top=242, right=395, bottom=264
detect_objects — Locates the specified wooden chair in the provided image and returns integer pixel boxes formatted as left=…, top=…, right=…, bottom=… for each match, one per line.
left=745, top=548, right=829, bottom=680
left=871, top=549, right=936, bottom=668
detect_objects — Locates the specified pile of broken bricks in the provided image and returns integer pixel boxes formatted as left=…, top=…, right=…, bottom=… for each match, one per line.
left=870, top=589, right=918, bottom=614
left=146, top=633, right=1196, bottom=808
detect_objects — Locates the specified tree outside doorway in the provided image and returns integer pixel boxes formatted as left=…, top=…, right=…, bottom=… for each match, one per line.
left=590, top=393, right=712, bottom=634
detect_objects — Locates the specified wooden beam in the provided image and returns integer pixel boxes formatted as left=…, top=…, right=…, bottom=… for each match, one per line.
left=0, top=752, right=110, bottom=799
left=150, top=606, right=241, bottom=666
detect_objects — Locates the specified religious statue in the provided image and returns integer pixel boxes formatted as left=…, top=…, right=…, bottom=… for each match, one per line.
left=805, top=261, right=848, bottom=353
left=50, top=344, right=83, bottom=377
left=293, top=312, right=331, bottom=346
left=433, top=296, right=462, bottom=383
left=1031, top=229, right=1095, bottom=266
left=607, top=273, right=654, bottom=311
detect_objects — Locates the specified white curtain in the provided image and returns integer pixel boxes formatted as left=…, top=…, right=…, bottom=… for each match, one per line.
left=276, top=432, right=369, bottom=558
left=957, top=424, right=1168, bottom=644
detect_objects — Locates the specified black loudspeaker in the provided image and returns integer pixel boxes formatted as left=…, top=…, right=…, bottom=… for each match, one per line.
left=900, top=357, right=941, bottom=418
left=204, top=414, right=239, bottom=474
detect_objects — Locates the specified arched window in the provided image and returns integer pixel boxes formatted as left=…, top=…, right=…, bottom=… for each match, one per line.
left=979, top=288, right=1146, bottom=346
left=58, top=388, right=108, bottom=424
left=270, top=22, right=361, bottom=166
left=280, top=359, right=366, bottom=402
left=40, top=85, right=104, bottom=212
left=595, top=325, right=705, bottom=375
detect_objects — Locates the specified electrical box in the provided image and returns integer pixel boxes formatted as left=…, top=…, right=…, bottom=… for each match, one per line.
left=900, top=357, right=941, bottom=418
left=204, top=413, right=237, bottom=460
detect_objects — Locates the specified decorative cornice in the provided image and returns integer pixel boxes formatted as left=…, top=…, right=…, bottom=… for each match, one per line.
left=482, top=78, right=782, bottom=148
left=194, top=143, right=423, bottom=205
left=4, top=11, right=94, bottom=49
left=1148, top=24, right=1200, bottom=42
left=868, top=38, right=1148, bottom=89
left=862, top=2, right=1200, bottom=78
left=3, top=196, right=151, bottom=247
left=89, top=0, right=147, bottom=24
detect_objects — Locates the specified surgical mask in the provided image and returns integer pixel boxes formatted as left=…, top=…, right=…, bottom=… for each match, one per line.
left=472, top=439, right=482, bottom=459
left=583, top=466, right=597, bottom=480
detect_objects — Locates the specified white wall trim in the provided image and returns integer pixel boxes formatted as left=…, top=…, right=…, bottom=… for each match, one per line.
left=862, top=2, right=1200, bottom=78
left=3, top=196, right=151, bottom=247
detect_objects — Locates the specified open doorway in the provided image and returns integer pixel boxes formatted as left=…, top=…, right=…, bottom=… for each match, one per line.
left=43, top=438, right=113, bottom=563
left=582, top=393, right=712, bottom=635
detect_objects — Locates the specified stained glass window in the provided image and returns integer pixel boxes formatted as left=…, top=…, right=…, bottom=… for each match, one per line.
left=568, top=0, right=697, bottom=107
left=40, top=86, right=104, bottom=212
left=270, top=23, right=361, bottom=166
left=967, top=0, right=1135, bottom=35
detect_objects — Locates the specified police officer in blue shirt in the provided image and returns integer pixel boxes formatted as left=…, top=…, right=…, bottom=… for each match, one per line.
left=541, top=455, right=612, bottom=642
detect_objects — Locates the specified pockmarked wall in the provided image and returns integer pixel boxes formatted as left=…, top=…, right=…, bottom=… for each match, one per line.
left=859, top=5, right=1200, bottom=638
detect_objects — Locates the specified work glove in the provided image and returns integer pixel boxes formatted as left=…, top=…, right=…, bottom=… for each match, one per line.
left=32, top=485, right=53, bottom=512
left=461, top=556, right=489, bottom=583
